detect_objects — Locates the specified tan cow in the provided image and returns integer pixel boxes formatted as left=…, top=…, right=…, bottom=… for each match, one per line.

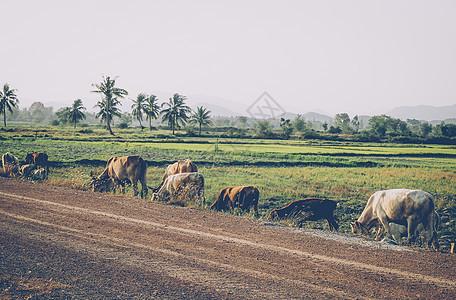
left=210, top=186, right=259, bottom=217
left=154, top=159, right=197, bottom=192
left=90, top=156, right=148, bottom=198
left=151, top=172, right=205, bottom=205
left=351, top=189, right=438, bottom=248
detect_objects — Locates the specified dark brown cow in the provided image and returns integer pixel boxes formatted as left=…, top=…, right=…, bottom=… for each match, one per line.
left=210, top=186, right=259, bottom=217
left=267, top=198, right=339, bottom=231
left=90, top=155, right=148, bottom=198
left=25, top=152, right=49, bottom=169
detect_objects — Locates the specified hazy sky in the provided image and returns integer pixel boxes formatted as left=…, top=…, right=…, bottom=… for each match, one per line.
left=2, top=0, right=456, bottom=116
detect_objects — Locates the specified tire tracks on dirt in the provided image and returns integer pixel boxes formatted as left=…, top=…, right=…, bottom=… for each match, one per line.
left=1, top=191, right=455, bottom=290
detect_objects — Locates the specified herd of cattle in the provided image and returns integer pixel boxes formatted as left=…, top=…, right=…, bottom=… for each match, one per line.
left=2, top=152, right=49, bottom=180
left=1, top=153, right=440, bottom=250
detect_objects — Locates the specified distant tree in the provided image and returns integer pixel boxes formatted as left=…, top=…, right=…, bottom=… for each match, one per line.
left=420, top=122, right=433, bottom=137
left=68, top=99, right=86, bottom=128
left=280, top=118, right=293, bottom=139
left=351, top=115, right=360, bottom=133
left=131, top=93, right=147, bottom=129
left=91, top=76, right=128, bottom=135
left=334, top=113, right=352, bottom=133
left=161, top=93, right=191, bottom=134
left=368, top=115, right=388, bottom=137
left=254, top=120, right=273, bottom=138
left=322, top=122, right=328, bottom=132
left=0, top=83, right=19, bottom=127
left=144, top=94, right=160, bottom=130
left=190, top=106, right=212, bottom=135
left=293, top=114, right=306, bottom=132
left=235, top=116, right=248, bottom=129
left=56, top=107, right=71, bottom=125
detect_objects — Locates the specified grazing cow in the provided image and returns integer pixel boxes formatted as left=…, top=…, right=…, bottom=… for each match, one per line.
left=2, top=152, right=20, bottom=175
left=210, top=186, right=259, bottom=217
left=267, top=198, right=339, bottom=231
left=90, top=156, right=148, bottom=198
left=154, top=159, right=197, bottom=192
left=25, top=152, right=49, bottom=169
left=151, top=172, right=205, bottom=205
left=350, top=189, right=438, bottom=248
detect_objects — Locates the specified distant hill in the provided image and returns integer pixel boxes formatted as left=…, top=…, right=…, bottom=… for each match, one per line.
left=387, top=104, right=456, bottom=121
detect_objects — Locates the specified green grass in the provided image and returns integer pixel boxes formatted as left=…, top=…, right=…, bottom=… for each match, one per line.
left=2, top=126, right=456, bottom=250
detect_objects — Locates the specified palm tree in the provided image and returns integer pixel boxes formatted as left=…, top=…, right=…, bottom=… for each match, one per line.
left=0, top=83, right=19, bottom=127
left=190, top=106, right=212, bottom=135
left=160, top=93, right=191, bottom=134
left=131, top=93, right=147, bottom=129
left=144, top=94, right=160, bottom=130
left=91, top=76, right=128, bottom=135
left=68, top=99, right=86, bottom=128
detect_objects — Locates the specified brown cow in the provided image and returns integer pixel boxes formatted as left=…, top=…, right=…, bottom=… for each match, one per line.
left=90, top=156, right=148, bottom=198
left=25, top=152, right=49, bottom=175
left=267, top=198, right=339, bottom=231
left=210, top=186, right=259, bottom=217
left=155, top=159, right=197, bottom=192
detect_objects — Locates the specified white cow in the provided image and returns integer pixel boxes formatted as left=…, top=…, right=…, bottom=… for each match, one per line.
left=351, top=189, right=438, bottom=248
left=151, top=172, right=205, bottom=205
left=2, top=152, right=20, bottom=174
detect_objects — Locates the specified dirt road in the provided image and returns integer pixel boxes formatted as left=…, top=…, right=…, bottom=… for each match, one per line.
left=0, top=177, right=455, bottom=299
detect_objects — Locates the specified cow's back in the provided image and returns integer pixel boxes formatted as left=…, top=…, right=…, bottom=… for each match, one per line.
left=376, top=189, right=434, bottom=221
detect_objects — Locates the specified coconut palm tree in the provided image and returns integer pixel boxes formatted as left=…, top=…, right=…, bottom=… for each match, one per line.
left=160, top=93, right=191, bottom=134
left=131, top=93, right=147, bottom=129
left=91, top=76, right=128, bottom=135
left=0, top=83, right=19, bottom=127
left=68, top=99, right=86, bottom=129
left=190, top=106, right=212, bottom=135
left=144, top=94, right=160, bottom=130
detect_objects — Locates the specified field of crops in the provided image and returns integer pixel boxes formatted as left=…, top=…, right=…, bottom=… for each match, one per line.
left=1, top=126, right=456, bottom=250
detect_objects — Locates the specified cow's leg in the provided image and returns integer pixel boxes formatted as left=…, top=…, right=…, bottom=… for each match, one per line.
left=119, top=180, right=126, bottom=194
left=406, top=215, right=419, bottom=245
left=375, top=226, right=385, bottom=241
left=140, top=177, right=148, bottom=199
left=377, top=213, right=393, bottom=240
left=132, top=179, right=139, bottom=197
left=327, top=216, right=338, bottom=231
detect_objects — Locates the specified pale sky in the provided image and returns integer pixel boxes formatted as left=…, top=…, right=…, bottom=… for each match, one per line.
left=2, top=0, right=456, bottom=116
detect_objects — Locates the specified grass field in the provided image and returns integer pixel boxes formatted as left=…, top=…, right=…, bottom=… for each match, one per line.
left=1, top=126, right=456, bottom=250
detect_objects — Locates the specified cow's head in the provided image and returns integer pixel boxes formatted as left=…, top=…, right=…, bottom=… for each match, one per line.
left=350, top=221, right=369, bottom=235
left=90, top=177, right=113, bottom=193
left=25, top=153, right=34, bottom=165
left=267, top=209, right=279, bottom=221
left=150, top=192, right=160, bottom=202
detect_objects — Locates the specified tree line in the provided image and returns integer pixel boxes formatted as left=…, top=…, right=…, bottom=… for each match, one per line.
left=1, top=76, right=212, bottom=136
left=2, top=78, right=456, bottom=143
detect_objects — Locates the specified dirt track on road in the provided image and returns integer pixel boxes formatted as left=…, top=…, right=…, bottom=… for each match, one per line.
left=1, top=177, right=455, bottom=299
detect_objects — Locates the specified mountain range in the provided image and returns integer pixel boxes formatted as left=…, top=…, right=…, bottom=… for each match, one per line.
left=20, top=94, right=455, bottom=123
